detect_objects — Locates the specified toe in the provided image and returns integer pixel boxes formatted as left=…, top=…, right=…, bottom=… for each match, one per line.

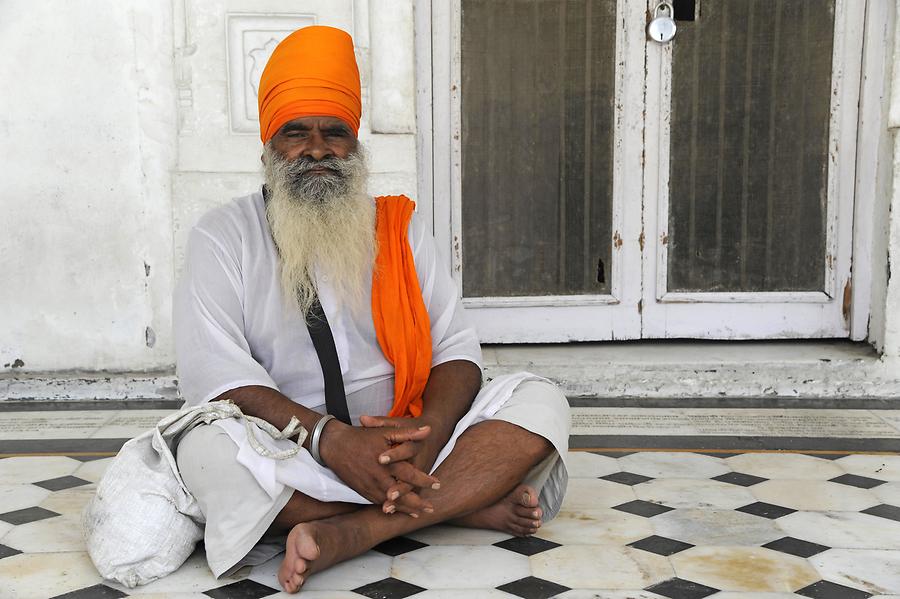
left=294, top=557, right=310, bottom=575
left=513, top=503, right=541, bottom=519
left=510, top=523, right=536, bottom=537
left=279, top=562, right=305, bottom=593
left=282, top=572, right=303, bottom=594
left=517, top=485, right=539, bottom=508
left=513, top=515, right=540, bottom=530
left=294, top=527, right=321, bottom=562
left=278, top=564, right=292, bottom=591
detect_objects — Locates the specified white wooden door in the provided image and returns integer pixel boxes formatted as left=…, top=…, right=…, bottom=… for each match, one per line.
left=641, top=0, right=864, bottom=339
left=425, top=0, right=866, bottom=342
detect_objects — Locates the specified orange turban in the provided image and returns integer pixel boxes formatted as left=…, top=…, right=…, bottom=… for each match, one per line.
left=257, top=26, right=362, bottom=143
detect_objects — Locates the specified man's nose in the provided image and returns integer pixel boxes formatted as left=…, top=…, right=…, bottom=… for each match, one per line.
left=304, top=131, right=333, bottom=161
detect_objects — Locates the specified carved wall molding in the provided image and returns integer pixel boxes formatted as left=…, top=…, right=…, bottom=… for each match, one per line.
left=226, top=13, right=317, bottom=134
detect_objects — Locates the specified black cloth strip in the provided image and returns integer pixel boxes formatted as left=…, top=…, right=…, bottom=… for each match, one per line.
left=306, top=295, right=352, bottom=425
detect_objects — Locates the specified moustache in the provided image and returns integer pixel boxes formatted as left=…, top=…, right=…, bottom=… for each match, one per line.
left=289, top=156, right=349, bottom=178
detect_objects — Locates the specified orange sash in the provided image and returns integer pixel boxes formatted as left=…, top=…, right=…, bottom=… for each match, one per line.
left=372, top=195, right=432, bottom=418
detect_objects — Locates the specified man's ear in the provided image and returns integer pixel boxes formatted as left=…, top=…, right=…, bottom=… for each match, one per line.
left=261, top=153, right=266, bottom=165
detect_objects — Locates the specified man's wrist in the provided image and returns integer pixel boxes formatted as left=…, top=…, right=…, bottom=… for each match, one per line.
left=309, top=414, right=335, bottom=465
left=416, top=413, right=449, bottom=469
left=316, top=416, right=349, bottom=466
left=418, top=413, right=449, bottom=445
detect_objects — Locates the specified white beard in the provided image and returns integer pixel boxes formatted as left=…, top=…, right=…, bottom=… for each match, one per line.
left=263, top=144, right=376, bottom=318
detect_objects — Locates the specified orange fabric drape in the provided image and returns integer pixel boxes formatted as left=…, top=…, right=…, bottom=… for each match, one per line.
left=372, top=195, right=432, bottom=418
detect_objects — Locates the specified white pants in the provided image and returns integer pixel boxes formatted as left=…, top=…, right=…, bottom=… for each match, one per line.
left=176, top=375, right=570, bottom=577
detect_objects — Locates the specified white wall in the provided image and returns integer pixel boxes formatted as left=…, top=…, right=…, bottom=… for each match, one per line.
left=0, top=0, right=419, bottom=376
left=1, top=0, right=898, bottom=383
left=0, top=0, right=177, bottom=371
left=170, top=0, right=418, bottom=277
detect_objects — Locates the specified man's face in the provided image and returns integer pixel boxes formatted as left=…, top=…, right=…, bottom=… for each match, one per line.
left=269, top=115, right=358, bottom=162
left=266, top=116, right=361, bottom=202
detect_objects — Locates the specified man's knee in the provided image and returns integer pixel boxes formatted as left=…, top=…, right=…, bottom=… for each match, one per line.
left=486, top=378, right=569, bottom=463
left=520, top=379, right=569, bottom=412
left=481, top=418, right=553, bottom=461
left=511, top=379, right=570, bottom=431
left=176, top=424, right=243, bottom=513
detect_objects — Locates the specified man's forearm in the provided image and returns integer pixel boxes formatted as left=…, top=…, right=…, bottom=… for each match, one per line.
left=418, top=359, right=483, bottom=447
left=212, top=359, right=481, bottom=457
left=212, top=385, right=329, bottom=451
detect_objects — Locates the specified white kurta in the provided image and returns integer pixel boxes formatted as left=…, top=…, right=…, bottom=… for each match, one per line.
left=174, top=189, right=483, bottom=409
left=174, top=189, right=494, bottom=502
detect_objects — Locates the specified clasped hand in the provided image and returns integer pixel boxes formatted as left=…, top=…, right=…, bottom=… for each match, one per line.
left=318, top=415, right=441, bottom=516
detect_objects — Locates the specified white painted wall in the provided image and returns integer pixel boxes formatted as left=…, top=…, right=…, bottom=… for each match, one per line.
left=0, top=0, right=177, bottom=372
left=0, top=0, right=419, bottom=376
left=0, top=0, right=898, bottom=386
left=170, top=0, right=418, bottom=279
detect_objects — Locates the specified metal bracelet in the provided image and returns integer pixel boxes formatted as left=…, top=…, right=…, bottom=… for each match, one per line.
left=310, top=414, right=336, bottom=466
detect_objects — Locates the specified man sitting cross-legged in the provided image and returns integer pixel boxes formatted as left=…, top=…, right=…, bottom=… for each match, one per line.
left=173, top=25, right=570, bottom=594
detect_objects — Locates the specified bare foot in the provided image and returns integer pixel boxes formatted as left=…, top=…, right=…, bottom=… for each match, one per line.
left=277, top=520, right=364, bottom=593
left=451, top=484, right=543, bottom=537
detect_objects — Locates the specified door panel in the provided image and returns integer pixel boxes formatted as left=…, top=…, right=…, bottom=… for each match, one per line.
left=432, top=0, right=645, bottom=342
left=461, top=0, right=617, bottom=298
left=641, top=0, right=863, bottom=339
left=667, top=0, right=835, bottom=293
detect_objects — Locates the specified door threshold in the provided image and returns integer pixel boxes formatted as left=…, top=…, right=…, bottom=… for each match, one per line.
left=482, top=340, right=900, bottom=405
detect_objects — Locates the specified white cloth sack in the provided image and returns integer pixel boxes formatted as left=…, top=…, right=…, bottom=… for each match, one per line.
left=82, top=400, right=304, bottom=588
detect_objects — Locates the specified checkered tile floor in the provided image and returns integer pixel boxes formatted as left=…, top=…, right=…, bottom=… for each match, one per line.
left=1, top=409, right=900, bottom=597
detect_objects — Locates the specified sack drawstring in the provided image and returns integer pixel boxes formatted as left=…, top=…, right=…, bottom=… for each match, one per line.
left=242, top=414, right=306, bottom=460
left=159, top=400, right=308, bottom=462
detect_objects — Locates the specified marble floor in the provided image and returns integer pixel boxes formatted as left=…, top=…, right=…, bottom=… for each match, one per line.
left=1, top=402, right=899, bottom=598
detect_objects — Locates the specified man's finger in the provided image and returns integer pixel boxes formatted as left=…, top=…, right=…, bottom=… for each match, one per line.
left=385, top=480, right=413, bottom=502
left=389, top=461, right=440, bottom=490
left=376, top=473, right=403, bottom=500
left=359, top=415, right=393, bottom=428
left=360, top=415, right=411, bottom=428
left=384, top=490, right=433, bottom=516
left=383, top=426, right=431, bottom=445
left=378, top=440, right=420, bottom=464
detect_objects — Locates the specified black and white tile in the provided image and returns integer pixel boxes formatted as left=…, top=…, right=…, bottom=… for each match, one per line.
left=1, top=406, right=899, bottom=598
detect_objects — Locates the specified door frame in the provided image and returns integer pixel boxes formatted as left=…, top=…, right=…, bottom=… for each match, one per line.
left=850, top=0, right=894, bottom=343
